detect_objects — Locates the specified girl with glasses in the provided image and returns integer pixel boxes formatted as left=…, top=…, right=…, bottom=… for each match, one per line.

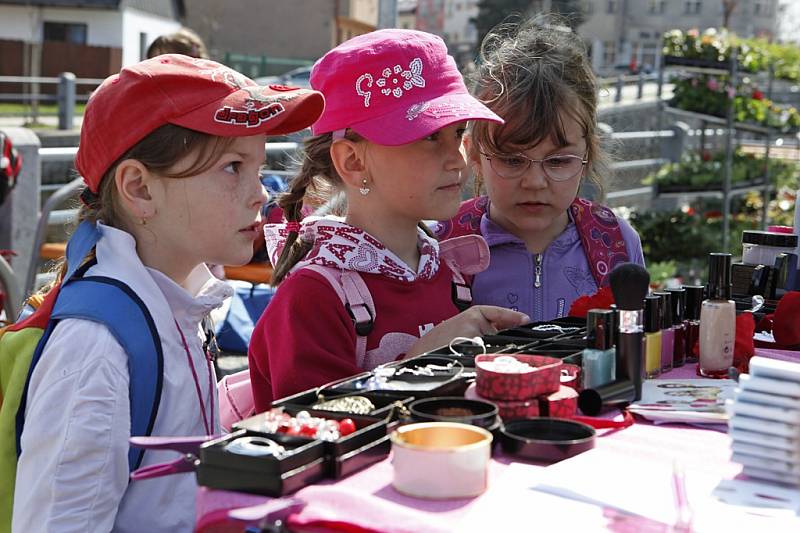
left=435, top=19, right=645, bottom=322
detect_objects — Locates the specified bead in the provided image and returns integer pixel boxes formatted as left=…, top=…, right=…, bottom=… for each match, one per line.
left=339, top=418, right=357, bottom=436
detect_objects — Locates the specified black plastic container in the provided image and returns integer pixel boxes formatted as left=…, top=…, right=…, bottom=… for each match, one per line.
left=329, top=355, right=467, bottom=397
left=196, top=429, right=326, bottom=496
left=408, top=396, right=501, bottom=433
left=273, top=389, right=414, bottom=420
left=500, top=418, right=596, bottom=464
left=235, top=407, right=390, bottom=478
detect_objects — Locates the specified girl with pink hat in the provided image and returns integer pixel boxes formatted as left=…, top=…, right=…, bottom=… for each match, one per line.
left=249, top=29, right=529, bottom=408
left=435, top=19, right=646, bottom=321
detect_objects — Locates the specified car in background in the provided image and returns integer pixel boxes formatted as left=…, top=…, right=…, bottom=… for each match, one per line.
left=255, top=66, right=312, bottom=89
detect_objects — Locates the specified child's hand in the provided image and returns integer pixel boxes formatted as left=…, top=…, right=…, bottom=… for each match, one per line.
left=405, top=306, right=530, bottom=357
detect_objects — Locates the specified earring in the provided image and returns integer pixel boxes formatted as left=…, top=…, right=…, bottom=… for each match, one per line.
left=359, top=178, right=370, bottom=196
left=141, top=218, right=147, bottom=226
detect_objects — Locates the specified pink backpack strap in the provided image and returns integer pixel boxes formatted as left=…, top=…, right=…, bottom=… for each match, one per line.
left=432, top=196, right=489, bottom=240
left=569, top=197, right=629, bottom=287
left=439, top=234, right=490, bottom=310
left=304, top=265, right=374, bottom=369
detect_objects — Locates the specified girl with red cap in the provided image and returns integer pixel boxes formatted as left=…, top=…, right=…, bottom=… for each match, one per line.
left=10, top=56, right=324, bottom=532
left=248, top=29, right=529, bottom=409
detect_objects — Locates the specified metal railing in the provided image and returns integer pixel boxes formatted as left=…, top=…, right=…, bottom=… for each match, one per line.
left=0, top=73, right=103, bottom=129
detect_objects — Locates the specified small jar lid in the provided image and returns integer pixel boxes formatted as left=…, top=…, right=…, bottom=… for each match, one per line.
left=741, top=230, right=798, bottom=248
left=767, top=225, right=794, bottom=234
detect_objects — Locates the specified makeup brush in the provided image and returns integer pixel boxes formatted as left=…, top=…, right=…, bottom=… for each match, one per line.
left=609, top=263, right=651, bottom=400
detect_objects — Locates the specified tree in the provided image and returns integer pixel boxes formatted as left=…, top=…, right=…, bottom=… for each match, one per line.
left=551, top=0, right=587, bottom=30
left=472, top=0, right=535, bottom=48
left=722, top=0, right=738, bottom=30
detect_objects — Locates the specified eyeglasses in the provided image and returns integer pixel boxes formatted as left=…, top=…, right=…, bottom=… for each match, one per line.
left=480, top=151, right=588, bottom=181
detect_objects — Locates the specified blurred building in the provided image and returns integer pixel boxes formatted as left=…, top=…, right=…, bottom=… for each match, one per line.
left=580, top=0, right=780, bottom=74
left=397, top=0, right=418, bottom=29
left=184, top=0, right=378, bottom=78
left=0, top=0, right=183, bottom=84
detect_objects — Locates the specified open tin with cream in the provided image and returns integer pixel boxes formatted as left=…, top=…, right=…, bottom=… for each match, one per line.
left=391, top=422, right=492, bottom=499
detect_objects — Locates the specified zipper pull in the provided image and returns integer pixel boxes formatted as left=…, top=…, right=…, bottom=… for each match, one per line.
left=534, top=254, right=543, bottom=288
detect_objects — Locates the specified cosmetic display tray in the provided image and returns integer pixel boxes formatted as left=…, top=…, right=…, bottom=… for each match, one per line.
left=327, top=355, right=470, bottom=398
left=197, top=429, right=326, bottom=496
left=273, top=389, right=415, bottom=421
left=235, top=407, right=390, bottom=478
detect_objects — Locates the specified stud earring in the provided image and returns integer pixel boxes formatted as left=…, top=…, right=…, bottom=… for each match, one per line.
left=141, top=218, right=147, bottom=226
left=359, top=178, right=370, bottom=196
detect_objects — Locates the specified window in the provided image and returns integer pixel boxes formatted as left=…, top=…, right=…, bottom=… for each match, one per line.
left=607, top=0, right=616, bottom=13
left=754, top=1, right=771, bottom=16
left=684, top=1, right=701, bottom=14
left=584, top=1, right=595, bottom=15
left=640, top=31, right=651, bottom=39
left=43, top=21, right=87, bottom=44
left=648, top=0, right=665, bottom=14
left=603, top=41, right=616, bottom=67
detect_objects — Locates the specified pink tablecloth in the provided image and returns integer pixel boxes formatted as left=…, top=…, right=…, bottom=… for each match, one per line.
left=663, top=347, right=800, bottom=379
left=197, top=347, right=800, bottom=532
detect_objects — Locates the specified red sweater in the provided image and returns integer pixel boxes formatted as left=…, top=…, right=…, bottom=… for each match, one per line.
left=248, top=253, right=461, bottom=410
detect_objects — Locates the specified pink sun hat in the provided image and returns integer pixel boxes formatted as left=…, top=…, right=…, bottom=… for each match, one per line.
left=310, top=29, right=503, bottom=145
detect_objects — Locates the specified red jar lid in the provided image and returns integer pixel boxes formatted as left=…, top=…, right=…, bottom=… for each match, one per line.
left=767, top=225, right=794, bottom=234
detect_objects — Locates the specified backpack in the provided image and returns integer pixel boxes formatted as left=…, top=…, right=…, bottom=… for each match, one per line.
left=433, top=196, right=629, bottom=287
left=217, top=234, right=488, bottom=430
left=0, top=132, right=22, bottom=208
left=0, top=220, right=162, bottom=532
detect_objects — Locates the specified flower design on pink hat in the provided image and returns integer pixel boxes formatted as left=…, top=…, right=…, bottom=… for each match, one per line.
left=356, top=58, right=425, bottom=107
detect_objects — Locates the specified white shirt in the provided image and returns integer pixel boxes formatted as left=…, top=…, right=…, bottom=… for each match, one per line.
left=13, top=224, right=231, bottom=533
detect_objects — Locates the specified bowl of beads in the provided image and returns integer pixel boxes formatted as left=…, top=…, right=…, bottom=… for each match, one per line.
left=408, top=396, right=500, bottom=432
left=475, top=354, right=562, bottom=401
left=234, top=407, right=391, bottom=478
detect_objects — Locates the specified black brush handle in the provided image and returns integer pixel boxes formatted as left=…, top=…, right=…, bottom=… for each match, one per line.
left=617, top=331, right=644, bottom=400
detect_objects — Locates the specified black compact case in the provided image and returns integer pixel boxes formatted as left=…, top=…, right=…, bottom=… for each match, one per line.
left=235, top=407, right=391, bottom=478
left=273, top=389, right=414, bottom=421
left=196, top=429, right=327, bottom=496
left=327, top=355, right=469, bottom=397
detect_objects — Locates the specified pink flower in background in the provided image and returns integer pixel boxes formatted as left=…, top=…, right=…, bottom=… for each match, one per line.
left=706, top=78, right=719, bottom=91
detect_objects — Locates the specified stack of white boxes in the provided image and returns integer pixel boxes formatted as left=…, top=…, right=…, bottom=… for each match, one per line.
left=727, top=356, right=800, bottom=486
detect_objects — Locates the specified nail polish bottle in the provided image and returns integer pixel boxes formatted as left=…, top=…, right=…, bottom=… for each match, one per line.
left=582, top=309, right=616, bottom=389
left=644, top=294, right=662, bottom=379
left=666, top=287, right=687, bottom=368
left=699, top=253, right=736, bottom=378
left=653, top=291, right=674, bottom=373
left=683, top=285, right=704, bottom=364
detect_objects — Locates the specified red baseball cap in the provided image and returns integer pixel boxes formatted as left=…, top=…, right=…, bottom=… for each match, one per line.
left=76, top=54, right=325, bottom=193
left=310, top=29, right=502, bottom=145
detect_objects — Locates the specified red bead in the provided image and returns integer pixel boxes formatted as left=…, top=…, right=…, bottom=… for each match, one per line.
left=299, top=424, right=318, bottom=438
left=338, top=418, right=357, bottom=436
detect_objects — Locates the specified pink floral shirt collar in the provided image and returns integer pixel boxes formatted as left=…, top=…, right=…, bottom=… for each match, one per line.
left=264, top=217, right=441, bottom=282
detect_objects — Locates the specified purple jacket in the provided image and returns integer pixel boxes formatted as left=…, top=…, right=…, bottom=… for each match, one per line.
left=473, top=211, right=645, bottom=322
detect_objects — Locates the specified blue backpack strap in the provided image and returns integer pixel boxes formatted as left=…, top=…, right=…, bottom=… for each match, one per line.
left=16, top=276, right=163, bottom=471
left=64, top=220, right=102, bottom=280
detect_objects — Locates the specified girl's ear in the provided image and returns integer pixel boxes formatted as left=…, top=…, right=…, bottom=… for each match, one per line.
left=462, top=134, right=481, bottom=170
left=114, top=159, right=157, bottom=220
left=330, top=139, right=367, bottom=190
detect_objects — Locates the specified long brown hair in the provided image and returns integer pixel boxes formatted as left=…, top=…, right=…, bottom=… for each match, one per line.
left=469, top=17, right=608, bottom=197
